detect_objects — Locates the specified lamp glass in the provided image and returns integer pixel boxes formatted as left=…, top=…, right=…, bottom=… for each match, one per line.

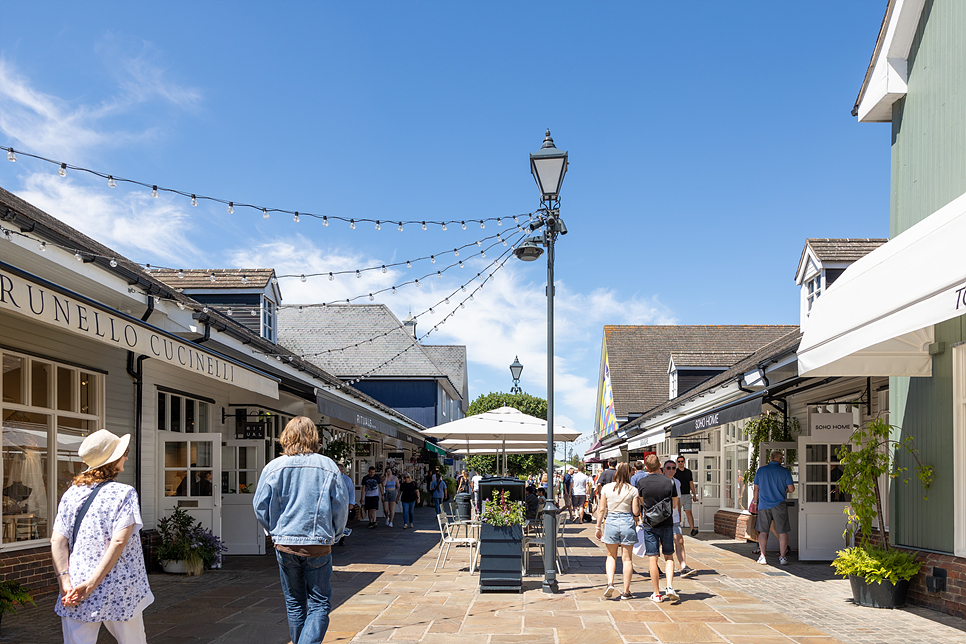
left=531, top=156, right=567, bottom=200
left=514, top=243, right=543, bottom=261
left=509, top=357, right=524, bottom=381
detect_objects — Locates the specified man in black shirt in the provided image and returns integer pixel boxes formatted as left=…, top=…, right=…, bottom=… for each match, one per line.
left=594, top=458, right=618, bottom=505
left=674, top=457, right=699, bottom=536
left=636, top=455, right=680, bottom=603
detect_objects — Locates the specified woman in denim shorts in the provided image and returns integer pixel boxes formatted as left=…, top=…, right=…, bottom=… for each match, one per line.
left=595, top=463, right=641, bottom=600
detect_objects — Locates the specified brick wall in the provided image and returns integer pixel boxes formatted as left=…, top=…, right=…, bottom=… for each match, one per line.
left=0, top=546, right=57, bottom=598
left=714, top=510, right=755, bottom=541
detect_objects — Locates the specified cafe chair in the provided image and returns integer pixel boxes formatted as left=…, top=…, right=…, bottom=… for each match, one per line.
left=435, top=513, right=479, bottom=573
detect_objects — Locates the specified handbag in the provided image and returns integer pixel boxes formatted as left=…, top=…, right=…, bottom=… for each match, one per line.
left=643, top=497, right=673, bottom=528
left=70, top=481, right=108, bottom=553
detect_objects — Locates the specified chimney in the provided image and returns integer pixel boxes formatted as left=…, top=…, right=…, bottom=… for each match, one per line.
left=403, top=313, right=416, bottom=338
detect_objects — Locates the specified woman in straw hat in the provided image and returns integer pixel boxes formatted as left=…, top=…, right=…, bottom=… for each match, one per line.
left=50, top=429, right=153, bottom=644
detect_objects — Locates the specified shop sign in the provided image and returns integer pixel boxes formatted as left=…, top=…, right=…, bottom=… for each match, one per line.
left=241, top=422, right=266, bottom=440
left=316, top=395, right=398, bottom=438
left=444, top=458, right=454, bottom=466
left=387, top=451, right=404, bottom=459
left=0, top=267, right=279, bottom=398
left=809, top=412, right=855, bottom=435
left=669, top=397, right=763, bottom=438
left=354, top=442, right=373, bottom=457
left=677, top=442, right=701, bottom=454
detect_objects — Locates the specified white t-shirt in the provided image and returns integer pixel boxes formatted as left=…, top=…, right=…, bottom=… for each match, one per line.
left=602, top=482, right=639, bottom=514
left=471, top=475, right=482, bottom=493
left=571, top=472, right=591, bottom=496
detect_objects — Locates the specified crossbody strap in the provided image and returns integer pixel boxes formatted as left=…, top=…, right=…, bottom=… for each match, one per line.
left=70, top=481, right=108, bottom=552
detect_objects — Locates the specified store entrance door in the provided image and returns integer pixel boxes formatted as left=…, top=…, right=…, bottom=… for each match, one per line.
left=797, top=429, right=851, bottom=560
left=221, top=440, right=265, bottom=555
left=158, top=431, right=222, bottom=538
left=694, top=453, right=720, bottom=531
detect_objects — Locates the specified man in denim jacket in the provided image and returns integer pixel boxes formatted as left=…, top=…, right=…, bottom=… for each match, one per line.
left=254, top=417, right=349, bottom=644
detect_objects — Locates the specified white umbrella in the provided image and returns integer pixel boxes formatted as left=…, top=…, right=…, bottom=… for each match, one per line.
left=451, top=446, right=547, bottom=455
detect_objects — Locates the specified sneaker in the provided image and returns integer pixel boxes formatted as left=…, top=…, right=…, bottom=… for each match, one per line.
left=680, top=566, right=696, bottom=578
left=779, top=556, right=789, bottom=566
left=603, top=585, right=616, bottom=598
left=650, top=593, right=664, bottom=604
left=385, top=518, right=390, bottom=526
left=620, top=592, right=633, bottom=600
left=388, top=522, right=393, bottom=528
left=757, top=555, right=767, bottom=565
left=402, top=524, right=408, bottom=530
left=664, top=587, right=680, bottom=603
left=690, top=528, right=699, bottom=537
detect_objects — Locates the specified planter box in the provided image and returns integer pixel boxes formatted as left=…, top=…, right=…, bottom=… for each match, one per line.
left=478, top=523, right=523, bottom=593
left=849, top=575, right=910, bottom=609
left=161, top=559, right=202, bottom=576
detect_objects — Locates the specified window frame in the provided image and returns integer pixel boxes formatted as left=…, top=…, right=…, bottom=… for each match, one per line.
left=1, top=349, right=105, bottom=551
left=156, top=390, right=209, bottom=433
left=953, top=345, right=966, bottom=557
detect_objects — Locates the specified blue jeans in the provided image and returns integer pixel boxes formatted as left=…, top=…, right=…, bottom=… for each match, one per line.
left=433, top=497, right=442, bottom=513
left=402, top=501, right=416, bottom=525
left=276, top=550, right=333, bottom=644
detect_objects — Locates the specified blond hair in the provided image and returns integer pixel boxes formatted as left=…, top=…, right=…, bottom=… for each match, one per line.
left=72, top=448, right=128, bottom=487
left=280, top=417, right=320, bottom=455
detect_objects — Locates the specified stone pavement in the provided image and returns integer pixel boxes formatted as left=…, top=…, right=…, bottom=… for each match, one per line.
left=3, top=507, right=965, bottom=643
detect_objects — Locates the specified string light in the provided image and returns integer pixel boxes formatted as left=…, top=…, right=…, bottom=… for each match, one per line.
left=177, top=302, right=185, bottom=310
left=381, top=265, right=387, bottom=273
left=480, top=220, right=485, bottom=229
left=406, top=261, right=412, bottom=269
left=108, top=176, right=116, bottom=188
left=177, top=269, right=184, bottom=279
left=441, top=223, right=447, bottom=231
left=6, top=148, right=15, bottom=162
left=74, top=253, right=82, bottom=261
left=421, top=222, right=427, bottom=231
left=454, top=249, right=459, bottom=257
left=349, top=219, right=356, bottom=230
left=191, top=195, right=198, bottom=207
left=209, top=273, right=216, bottom=282
left=110, top=258, right=118, bottom=267
left=226, top=307, right=233, bottom=316
left=328, top=273, right=334, bottom=281
left=40, top=241, right=46, bottom=251
left=151, top=186, right=158, bottom=198
left=262, top=208, right=269, bottom=219
left=301, top=274, right=307, bottom=282
left=430, top=255, right=436, bottom=264
left=227, top=202, right=234, bottom=214
left=203, top=306, right=209, bottom=313
left=461, top=221, right=466, bottom=230
left=323, top=216, right=329, bottom=227
left=375, top=221, right=381, bottom=231
left=355, top=270, right=361, bottom=279
left=294, top=212, right=300, bottom=223
left=241, top=275, right=249, bottom=284
left=398, top=222, right=404, bottom=232
left=58, top=163, right=67, bottom=177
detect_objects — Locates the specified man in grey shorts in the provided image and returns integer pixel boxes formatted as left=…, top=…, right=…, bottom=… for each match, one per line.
left=752, top=450, right=795, bottom=565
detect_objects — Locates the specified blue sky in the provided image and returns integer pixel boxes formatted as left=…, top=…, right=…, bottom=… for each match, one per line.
left=0, top=2, right=890, bottom=445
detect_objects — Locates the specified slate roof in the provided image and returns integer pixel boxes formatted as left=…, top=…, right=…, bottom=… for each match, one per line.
left=423, top=345, right=468, bottom=398
left=604, top=325, right=798, bottom=419
left=277, top=304, right=463, bottom=392
left=803, top=238, right=887, bottom=264
left=670, top=351, right=748, bottom=369
left=623, top=329, right=803, bottom=431
left=149, top=268, right=275, bottom=289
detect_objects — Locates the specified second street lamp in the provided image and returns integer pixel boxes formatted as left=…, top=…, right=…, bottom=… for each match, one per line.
left=509, top=356, right=524, bottom=394
left=513, top=128, right=568, bottom=594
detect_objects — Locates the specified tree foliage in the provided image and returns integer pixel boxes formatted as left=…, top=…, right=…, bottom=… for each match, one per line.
left=463, top=392, right=549, bottom=477
left=743, top=412, right=799, bottom=485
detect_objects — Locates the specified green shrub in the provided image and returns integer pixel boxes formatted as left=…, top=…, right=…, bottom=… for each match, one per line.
left=0, top=580, right=34, bottom=616
left=831, top=546, right=921, bottom=584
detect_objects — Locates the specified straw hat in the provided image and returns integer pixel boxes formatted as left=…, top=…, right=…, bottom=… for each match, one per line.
left=79, top=429, right=131, bottom=472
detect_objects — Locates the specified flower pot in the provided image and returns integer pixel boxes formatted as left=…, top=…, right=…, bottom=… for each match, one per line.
left=478, top=523, right=523, bottom=593
left=848, top=575, right=909, bottom=608
left=161, top=559, right=202, bottom=576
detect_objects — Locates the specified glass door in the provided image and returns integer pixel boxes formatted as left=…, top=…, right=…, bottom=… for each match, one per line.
left=158, top=431, right=222, bottom=539
left=221, top=440, right=265, bottom=555
left=699, top=454, right=720, bottom=531
left=798, top=432, right=851, bottom=560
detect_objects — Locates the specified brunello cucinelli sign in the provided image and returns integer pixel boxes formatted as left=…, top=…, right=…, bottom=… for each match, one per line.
left=0, top=268, right=279, bottom=399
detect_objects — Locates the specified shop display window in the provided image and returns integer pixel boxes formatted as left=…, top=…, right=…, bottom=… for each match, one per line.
left=0, top=350, right=103, bottom=546
left=157, top=391, right=209, bottom=433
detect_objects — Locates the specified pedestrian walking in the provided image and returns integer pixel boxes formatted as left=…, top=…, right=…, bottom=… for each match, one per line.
left=595, top=462, right=640, bottom=600
left=629, top=460, right=647, bottom=486
left=674, top=456, right=699, bottom=536
left=50, top=429, right=152, bottom=644
left=663, top=460, right=696, bottom=578
left=429, top=467, right=445, bottom=514
left=399, top=473, right=420, bottom=528
left=253, top=417, right=349, bottom=644
left=752, top=450, right=795, bottom=565
left=636, top=454, right=680, bottom=603
left=361, top=466, right=381, bottom=528
left=470, top=469, right=483, bottom=514
left=562, top=467, right=574, bottom=513
left=338, top=464, right=355, bottom=546
left=456, top=470, right=471, bottom=495
left=381, top=467, right=398, bottom=527
left=594, top=458, right=618, bottom=500
left=570, top=465, right=592, bottom=524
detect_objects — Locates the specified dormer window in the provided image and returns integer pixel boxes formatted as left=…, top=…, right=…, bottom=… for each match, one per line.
left=806, top=274, right=822, bottom=312
left=262, top=297, right=277, bottom=343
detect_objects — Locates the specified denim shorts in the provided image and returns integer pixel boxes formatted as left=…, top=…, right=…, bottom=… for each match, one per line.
left=602, top=512, right=637, bottom=545
left=672, top=521, right=682, bottom=536
left=642, top=523, right=675, bottom=556
left=383, top=490, right=397, bottom=504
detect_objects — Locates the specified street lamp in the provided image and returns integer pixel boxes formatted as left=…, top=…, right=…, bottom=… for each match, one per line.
left=509, top=356, right=524, bottom=394
left=514, top=128, right=568, bottom=594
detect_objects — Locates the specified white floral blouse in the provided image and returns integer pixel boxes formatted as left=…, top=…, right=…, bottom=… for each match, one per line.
left=52, top=481, right=153, bottom=623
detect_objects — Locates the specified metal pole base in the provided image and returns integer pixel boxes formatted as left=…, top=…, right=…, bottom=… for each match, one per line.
left=542, top=504, right=560, bottom=593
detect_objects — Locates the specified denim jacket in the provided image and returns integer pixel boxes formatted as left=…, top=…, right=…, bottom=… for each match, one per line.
left=253, top=453, right=349, bottom=546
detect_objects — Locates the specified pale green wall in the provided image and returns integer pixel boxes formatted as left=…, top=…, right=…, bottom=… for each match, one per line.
left=888, top=0, right=966, bottom=553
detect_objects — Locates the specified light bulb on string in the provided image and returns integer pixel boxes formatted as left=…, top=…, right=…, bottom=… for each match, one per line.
left=203, top=306, right=209, bottom=313
left=58, top=163, right=67, bottom=177
left=437, top=271, right=442, bottom=279
left=294, top=212, right=300, bottom=223
left=328, top=273, right=334, bottom=281
left=227, top=202, right=234, bottom=214
left=441, top=223, right=447, bottom=231
left=430, top=255, right=436, bottom=264
left=108, top=176, right=116, bottom=188
left=323, top=216, right=329, bottom=227
left=444, top=297, right=450, bottom=304
left=476, top=240, right=481, bottom=247
left=250, top=308, right=258, bottom=317
left=381, top=265, right=387, bottom=273
left=241, top=275, right=249, bottom=285
left=497, top=218, right=502, bottom=226
left=177, top=302, right=185, bottom=310
left=227, top=307, right=233, bottom=316
left=480, top=251, right=486, bottom=258
left=414, top=279, right=420, bottom=288
left=177, top=269, right=184, bottom=279
left=355, top=270, right=361, bottom=279
left=461, top=221, right=466, bottom=230
left=398, top=222, right=403, bottom=232
left=39, top=241, right=46, bottom=251
left=421, top=221, right=427, bottom=231
left=349, top=219, right=356, bottom=230
left=406, top=261, right=411, bottom=269
left=392, top=286, right=396, bottom=294
left=480, top=220, right=485, bottom=229
left=2, top=229, right=10, bottom=241
left=262, top=208, right=269, bottom=219
left=369, top=294, right=374, bottom=301
left=110, top=258, right=118, bottom=268
left=513, top=216, right=519, bottom=223
left=154, top=296, right=161, bottom=304
left=191, top=195, right=198, bottom=207
left=209, top=273, right=216, bottom=282
left=6, top=148, right=15, bottom=162
left=151, top=186, right=158, bottom=198
left=375, top=221, right=381, bottom=230
left=301, top=274, right=307, bottom=283
left=460, top=302, right=465, bottom=309
left=459, top=261, right=464, bottom=268
left=454, top=249, right=459, bottom=257
left=74, top=252, right=82, bottom=261
left=461, top=285, right=466, bottom=292
left=429, top=307, right=435, bottom=314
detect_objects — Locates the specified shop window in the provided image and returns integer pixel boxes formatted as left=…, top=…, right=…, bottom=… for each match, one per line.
left=163, top=440, right=213, bottom=497
left=157, top=392, right=209, bottom=433
left=0, top=350, right=102, bottom=547
left=723, top=420, right=751, bottom=510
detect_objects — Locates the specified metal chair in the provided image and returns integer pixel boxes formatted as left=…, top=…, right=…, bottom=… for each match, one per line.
left=444, top=501, right=473, bottom=538
left=522, top=512, right=566, bottom=573
left=434, top=512, right=479, bottom=572
left=555, top=510, right=570, bottom=568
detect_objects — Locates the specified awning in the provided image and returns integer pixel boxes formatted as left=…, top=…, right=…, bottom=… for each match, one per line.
left=799, top=190, right=966, bottom=377
left=600, top=446, right=623, bottom=459
left=317, top=395, right=399, bottom=438
left=628, top=431, right=663, bottom=450
left=668, top=396, right=763, bottom=438
left=425, top=441, right=447, bottom=456
left=584, top=440, right=603, bottom=456
left=0, top=262, right=279, bottom=398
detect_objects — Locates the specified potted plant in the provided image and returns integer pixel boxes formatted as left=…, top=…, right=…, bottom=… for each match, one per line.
left=158, top=508, right=227, bottom=576
left=0, top=580, right=34, bottom=634
left=477, top=489, right=525, bottom=593
left=831, top=417, right=933, bottom=608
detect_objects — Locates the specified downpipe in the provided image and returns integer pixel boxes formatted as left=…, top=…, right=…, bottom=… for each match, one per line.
left=126, top=296, right=154, bottom=499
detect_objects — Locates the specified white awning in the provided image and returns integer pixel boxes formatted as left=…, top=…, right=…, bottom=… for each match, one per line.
left=627, top=431, right=664, bottom=450
left=798, top=190, right=966, bottom=377
left=599, top=446, right=623, bottom=459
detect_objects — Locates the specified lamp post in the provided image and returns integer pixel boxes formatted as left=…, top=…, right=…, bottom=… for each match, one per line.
left=509, top=356, right=524, bottom=394
left=513, top=129, right=567, bottom=594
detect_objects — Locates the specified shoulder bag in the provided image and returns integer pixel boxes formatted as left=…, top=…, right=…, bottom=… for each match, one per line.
left=70, top=481, right=109, bottom=553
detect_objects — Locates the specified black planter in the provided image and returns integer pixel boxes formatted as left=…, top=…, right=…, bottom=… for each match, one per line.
left=478, top=523, right=523, bottom=593
left=848, top=575, right=910, bottom=608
